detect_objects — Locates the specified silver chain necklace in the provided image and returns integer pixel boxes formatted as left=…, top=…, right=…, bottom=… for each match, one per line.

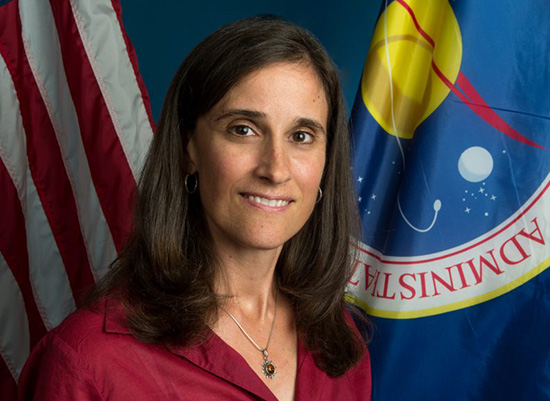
left=220, top=288, right=279, bottom=379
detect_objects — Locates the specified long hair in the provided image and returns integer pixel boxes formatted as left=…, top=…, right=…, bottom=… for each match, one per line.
left=91, top=15, right=365, bottom=377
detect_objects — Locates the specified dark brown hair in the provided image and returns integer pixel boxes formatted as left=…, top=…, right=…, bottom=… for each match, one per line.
left=91, top=15, right=365, bottom=376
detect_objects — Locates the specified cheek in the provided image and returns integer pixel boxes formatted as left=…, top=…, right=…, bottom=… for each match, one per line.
left=195, top=141, right=225, bottom=178
left=300, top=150, right=326, bottom=182
left=197, top=147, right=248, bottom=197
left=292, top=153, right=326, bottom=196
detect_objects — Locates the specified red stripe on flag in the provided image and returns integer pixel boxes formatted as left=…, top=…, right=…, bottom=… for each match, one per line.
left=0, top=0, right=95, bottom=302
left=49, top=0, right=137, bottom=252
left=0, top=358, right=17, bottom=399
left=0, top=158, right=47, bottom=346
left=110, top=0, right=156, bottom=132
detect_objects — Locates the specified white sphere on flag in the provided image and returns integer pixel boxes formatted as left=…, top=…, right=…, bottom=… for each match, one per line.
left=458, top=146, right=494, bottom=182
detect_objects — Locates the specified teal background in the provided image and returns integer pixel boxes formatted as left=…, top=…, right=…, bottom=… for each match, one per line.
left=118, top=0, right=380, bottom=121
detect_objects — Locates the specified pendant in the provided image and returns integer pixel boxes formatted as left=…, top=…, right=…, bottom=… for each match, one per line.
left=261, top=349, right=277, bottom=379
left=262, top=359, right=277, bottom=379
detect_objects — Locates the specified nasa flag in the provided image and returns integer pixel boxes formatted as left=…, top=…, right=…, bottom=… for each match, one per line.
left=348, top=0, right=550, bottom=399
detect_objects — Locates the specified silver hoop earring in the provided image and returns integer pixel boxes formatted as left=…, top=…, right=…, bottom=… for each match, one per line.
left=316, top=187, right=323, bottom=204
left=185, top=173, right=198, bottom=194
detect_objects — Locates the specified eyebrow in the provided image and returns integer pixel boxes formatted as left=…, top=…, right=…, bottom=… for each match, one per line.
left=295, top=118, right=326, bottom=135
left=213, top=109, right=326, bottom=135
left=213, top=109, right=266, bottom=122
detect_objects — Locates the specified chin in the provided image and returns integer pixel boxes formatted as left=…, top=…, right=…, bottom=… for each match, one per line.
left=235, top=229, right=296, bottom=251
left=239, top=237, right=287, bottom=251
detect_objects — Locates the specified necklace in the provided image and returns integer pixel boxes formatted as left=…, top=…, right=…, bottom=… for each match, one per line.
left=220, top=288, right=279, bottom=379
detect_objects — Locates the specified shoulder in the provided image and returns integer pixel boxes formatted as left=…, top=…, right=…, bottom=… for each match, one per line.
left=344, top=303, right=372, bottom=398
left=37, top=299, right=129, bottom=361
left=48, top=301, right=106, bottom=346
left=18, top=304, right=108, bottom=400
left=18, top=300, right=145, bottom=400
left=296, top=323, right=372, bottom=401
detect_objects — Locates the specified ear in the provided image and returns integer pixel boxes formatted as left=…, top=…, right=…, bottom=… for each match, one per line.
left=185, top=135, right=198, bottom=174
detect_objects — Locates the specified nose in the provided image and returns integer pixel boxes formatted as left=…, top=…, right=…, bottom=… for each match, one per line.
left=256, top=137, right=291, bottom=184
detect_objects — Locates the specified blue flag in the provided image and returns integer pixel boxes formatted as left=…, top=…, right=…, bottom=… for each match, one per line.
left=348, top=1, right=550, bottom=399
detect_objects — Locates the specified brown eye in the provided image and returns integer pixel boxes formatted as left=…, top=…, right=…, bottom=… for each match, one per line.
left=292, top=131, right=313, bottom=143
left=230, top=125, right=254, bottom=136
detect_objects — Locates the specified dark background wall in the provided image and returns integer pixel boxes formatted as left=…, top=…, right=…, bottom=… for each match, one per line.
left=118, top=0, right=380, bottom=121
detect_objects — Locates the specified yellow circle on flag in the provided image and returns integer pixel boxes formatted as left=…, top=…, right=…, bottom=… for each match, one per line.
left=362, top=0, right=462, bottom=139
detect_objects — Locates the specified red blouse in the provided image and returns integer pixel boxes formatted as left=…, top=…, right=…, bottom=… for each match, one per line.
left=18, top=300, right=371, bottom=400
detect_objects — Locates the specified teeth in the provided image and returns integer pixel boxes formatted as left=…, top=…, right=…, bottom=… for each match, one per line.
left=247, top=195, right=289, bottom=207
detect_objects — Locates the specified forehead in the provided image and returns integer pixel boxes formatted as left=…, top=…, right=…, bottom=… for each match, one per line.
left=208, top=62, right=329, bottom=125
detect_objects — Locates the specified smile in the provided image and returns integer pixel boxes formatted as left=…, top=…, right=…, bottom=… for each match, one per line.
left=244, top=194, right=291, bottom=208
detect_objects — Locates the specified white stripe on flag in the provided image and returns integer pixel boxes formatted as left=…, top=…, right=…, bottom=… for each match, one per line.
left=25, top=167, right=77, bottom=329
left=70, top=0, right=153, bottom=181
left=19, top=0, right=116, bottom=280
left=0, top=251, right=30, bottom=381
left=0, top=51, right=75, bottom=330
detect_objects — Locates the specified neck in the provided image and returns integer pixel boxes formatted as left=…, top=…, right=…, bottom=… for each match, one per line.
left=215, top=246, right=281, bottom=321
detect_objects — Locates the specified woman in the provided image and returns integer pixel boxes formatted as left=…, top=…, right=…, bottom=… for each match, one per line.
left=19, top=16, right=371, bottom=400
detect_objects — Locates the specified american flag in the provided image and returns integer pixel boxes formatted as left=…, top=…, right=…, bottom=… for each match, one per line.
left=0, top=0, right=154, bottom=396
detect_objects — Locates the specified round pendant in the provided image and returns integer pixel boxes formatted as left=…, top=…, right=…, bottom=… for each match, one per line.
left=262, top=360, right=277, bottom=379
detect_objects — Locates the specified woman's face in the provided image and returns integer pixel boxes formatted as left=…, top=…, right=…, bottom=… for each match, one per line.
left=187, top=62, right=328, bottom=253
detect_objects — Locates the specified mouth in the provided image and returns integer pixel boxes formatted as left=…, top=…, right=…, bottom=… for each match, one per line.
left=241, top=193, right=293, bottom=208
